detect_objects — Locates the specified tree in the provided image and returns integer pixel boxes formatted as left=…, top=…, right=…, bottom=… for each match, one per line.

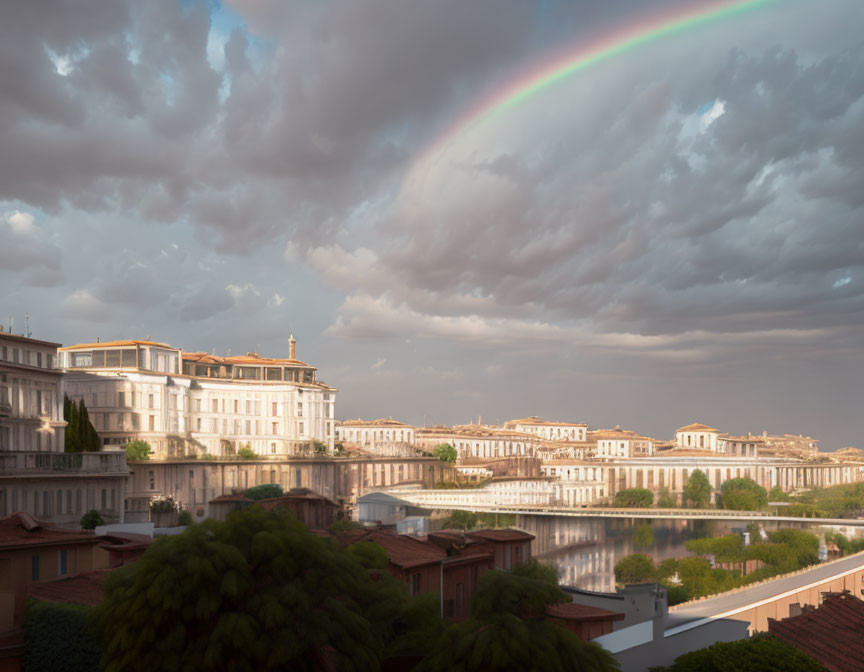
left=746, top=522, right=763, bottom=544
left=614, top=488, right=654, bottom=507
left=245, top=483, right=284, bottom=500
left=80, top=510, right=104, bottom=530
left=64, top=395, right=81, bottom=453
left=651, top=634, right=825, bottom=672
left=416, top=570, right=619, bottom=672
left=719, top=478, right=768, bottom=511
left=656, top=487, right=677, bottom=508
left=23, top=601, right=101, bottom=672
left=77, top=399, right=100, bottom=452
left=683, top=470, right=712, bottom=508
left=177, top=510, right=194, bottom=526
left=510, top=559, right=560, bottom=586
left=441, top=510, right=479, bottom=530
left=432, top=443, right=457, bottom=463
left=125, top=440, right=151, bottom=461
left=237, top=444, right=257, bottom=460
left=311, top=439, right=328, bottom=455
left=768, top=486, right=790, bottom=502
left=614, top=554, right=656, bottom=586
left=98, top=507, right=429, bottom=672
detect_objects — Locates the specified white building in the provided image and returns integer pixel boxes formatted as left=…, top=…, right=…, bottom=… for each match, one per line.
left=593, top=429, right=655, bottom=459
left=0, top=331, right=127, bottom=526
left=415, top=425, right=538, bottom=460
left=58, top=336, right=336, bottom=459
left=391, top=477, right=556, bottom=508
left=504, top=417, right=588, bottom=442
left=675, top=423, right=720, bottom=451
left=335, top=419, right=416, bottom=453
left=718, top=435, right=763, bottom=458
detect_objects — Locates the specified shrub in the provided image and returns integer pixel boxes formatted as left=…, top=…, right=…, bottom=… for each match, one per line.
left=124, top=440, right=151, bottom=461
left=24, top=601, right=101, bottom=672
left=657, top=487, right=677, bottom=508
left=149, top=496, right=179, bottom=514
left=432, top=443, right=457, bottom=463
left=720, top=478, right=768, bottom=511
left=768, top=486, right=790, bottom=502
left=614, top=554, right=656, bottom=586
left=80, top=510, right=104, bottom=530
left=652, top=634, right=825, bottom=671
left=237, top=444, right=257, bottom=460
left=614, top=488, right=654, bottom=507
left=177, top=510, right=193, bottom=526
left=311, top=439, right=328, bottom=455
left=245, top=483, right=284, bottom=500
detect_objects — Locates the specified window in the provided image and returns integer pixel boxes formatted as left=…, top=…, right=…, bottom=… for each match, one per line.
left=196, top=418, right=202, bottom=431
left=71, top=352, right=91, bottom=367
left=299, top=422, right=304, bottom=435
left=234, top=400, right=239, bottom=413
left=32, top=554, right=40, bottom=581
left=245, top=400, right=251, bottom=415
left=57, top=550, right=67, bottom=576
left=36, top=352, right=42, bottom=367
left=411, top=574, right=421, bottom=596
left=118, top=392, right=125, bottom=408
left=297, top=403, right=303, bottom=417
left=149, top=471, right=155, bottom=489
left=271, top=443, right=276, bottom=454
left=272, top=422, right=278, bottom=435
left=212, top=399, right=218, bottom=413
left=272, top=402, right=278, bottom=416
left=149, top=415, right=155, bottom=431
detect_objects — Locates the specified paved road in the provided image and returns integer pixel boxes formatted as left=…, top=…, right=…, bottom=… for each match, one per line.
left=665, top=550, right=864, bottom=635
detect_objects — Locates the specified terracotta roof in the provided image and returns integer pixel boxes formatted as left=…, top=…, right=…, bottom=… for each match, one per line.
left=506, top=417, right=587, bottom=428
left=0, top=513, right=99, bottom=550
left=257, top=491, right=340, bottom=510
left=676, top=423, right=719, bottom=433
left=27, top=569, right=112, bottom=607
left=337, top=418, right=413, bottom=428
left=545, top=602, right=625, bottom=622
left=467, top=529, right=535, bottom=542
left=347, top=530, right=447, bottom=568
left=769, top=591, right=864, bottom=672
left=60, top=339, right=176, bottom=351
left=590, top=429, right=652, bottom=441
left=184, top=351, right=312, bottom=368
left=97, top=532, right=152, bottom=552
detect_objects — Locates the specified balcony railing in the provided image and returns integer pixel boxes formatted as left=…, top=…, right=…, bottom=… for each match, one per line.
left=0, top=450, right=128, bottom=476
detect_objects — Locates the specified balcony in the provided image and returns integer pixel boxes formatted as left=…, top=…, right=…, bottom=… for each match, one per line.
left=0, top=450, right=128, bottom=477
left=0, top=386, right=10, bottom=416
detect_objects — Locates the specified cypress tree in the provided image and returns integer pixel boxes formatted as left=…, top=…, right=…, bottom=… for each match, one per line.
left=65, top=396, right=80, bottom=453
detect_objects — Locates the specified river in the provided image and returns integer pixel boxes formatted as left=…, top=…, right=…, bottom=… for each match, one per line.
left=506, top=515, right=832, bottom=592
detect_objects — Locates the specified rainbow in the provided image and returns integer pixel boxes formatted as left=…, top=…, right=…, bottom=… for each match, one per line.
left=410, top=0, right=771, bottom=181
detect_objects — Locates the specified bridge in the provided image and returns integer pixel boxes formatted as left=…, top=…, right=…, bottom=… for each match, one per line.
left=388, top=494, right=864, bottom=526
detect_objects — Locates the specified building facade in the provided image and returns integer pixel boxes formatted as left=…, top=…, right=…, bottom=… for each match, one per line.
left=504, top=417, right=588, bottom=442
left=594, top=429, right=655, bottom=459
left=415, top=425, right=539, bottom=460
left=335, top=418, right=418, bottom=456
left=58, top=337, right=336, bottom=459
left=675, top=423, right=720, bottom=451
left=0, top=331, right=127, bottom=527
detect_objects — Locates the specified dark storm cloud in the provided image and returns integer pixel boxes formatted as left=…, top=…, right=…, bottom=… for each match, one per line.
left=2, top=0, right=863, bottom=448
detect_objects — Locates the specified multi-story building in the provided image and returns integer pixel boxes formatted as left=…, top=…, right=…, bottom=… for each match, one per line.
left=58, top=336, right=336, bottom=459
left=503, top=417, right=588, bottom=442
left=415, top=425, right=539, bottom=460
left=593, top=428, right=655, bottom=459
left=0, top=331, right=127, bottom=526
left=335, top=418, right=417, bottom=456
left=718, top=435, right=763, bottom=458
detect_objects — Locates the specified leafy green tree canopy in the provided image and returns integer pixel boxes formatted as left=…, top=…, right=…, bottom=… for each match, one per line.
left=244, top=483, right=284, bottom=500
left=656, top=487, right=677, bottom=508
left=236, top=444, right=257, bottom=460
left=80, top=510, right=105, bottom=530
left=125, top=440, right=151, bottom=461
left=432, top=443, right=457, bottom=463
left=683, top=470, right=712, bottom=508
left=417, top=570, right=619, bottom=672
left=97, top=507, right=424, bottom=672
left=768, top=486, right=790, bottom=502
left=614, top=488, right=654, bottom=508
left=719, top=478, right=768, bottom=511
left=651, top=634, right=825, bottom=672
left=614, top=554, right=657, bottom=586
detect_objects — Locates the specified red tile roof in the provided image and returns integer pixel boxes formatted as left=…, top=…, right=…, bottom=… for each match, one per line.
left=27, top=569, right=112, bottom=607
left=347, top=530, right=447, bottom=569
left=467, top=529, right=535, bottom=543
left=97, top=532, right=152, bottom=552
left=545, top=602, right=625, bottom=622
left=0, top=513, right=99, bottom=550
left=769, top=591, right=864, bottom=672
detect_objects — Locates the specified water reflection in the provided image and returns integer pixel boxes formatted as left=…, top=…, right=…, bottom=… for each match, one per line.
left=512, top=516, right=818, bottom=592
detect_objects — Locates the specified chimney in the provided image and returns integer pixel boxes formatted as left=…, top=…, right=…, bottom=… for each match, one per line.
left=289, top=333, right=296, bottom=360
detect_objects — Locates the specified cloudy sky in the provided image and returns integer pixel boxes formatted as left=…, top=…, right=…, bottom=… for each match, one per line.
left=2, top=0, right=863, bottom=448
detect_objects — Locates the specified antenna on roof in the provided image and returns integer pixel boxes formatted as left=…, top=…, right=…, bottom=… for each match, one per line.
left=25, top=313, right=31, bottom=338
left=145, top=334, right=151, bottom=341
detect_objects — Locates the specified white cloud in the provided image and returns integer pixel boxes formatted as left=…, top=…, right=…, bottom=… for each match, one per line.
left=372, top=357, right=386, bottom=369
left=6, top=211, right=35, bottom=236
left=834, top=276, right=852, bottom=288
left=62, top=289, right=110, bottom=322
left=268, top=292, right=286, bottom=306
left=699, top=99, right=726, bottom=132
left=225, top=283, right=260, bottom=299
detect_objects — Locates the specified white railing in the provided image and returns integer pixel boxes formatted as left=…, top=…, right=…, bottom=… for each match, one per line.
left=0, top=451, right=128, bottom=475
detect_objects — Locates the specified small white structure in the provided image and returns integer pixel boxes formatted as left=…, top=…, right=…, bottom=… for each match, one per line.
left=675, top=423, right=720, bottom=451
left=504, top=417, right=587, bottom=442
left=594, top=429, right=655, bottom=459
